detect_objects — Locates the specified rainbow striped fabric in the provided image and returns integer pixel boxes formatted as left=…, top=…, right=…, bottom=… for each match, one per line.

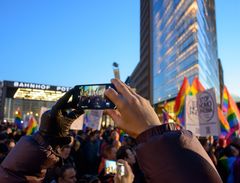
left=26, top=115, right=38, bottom=135
left=222, top=87, right=229, bottom=113
left=223, top=86, right=240, bottom=134
left=14, top=109, right=23, bottom=129
left=174, top=77, right=190, bottom=126
left=189, top=77, right=205, bottom=96
left=218, top=107, right=230, bottom=136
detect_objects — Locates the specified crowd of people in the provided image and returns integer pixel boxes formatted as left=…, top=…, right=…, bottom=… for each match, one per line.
left=0, top=121, right=142, bottom=182
left=0, top=79, right=239, bottom=183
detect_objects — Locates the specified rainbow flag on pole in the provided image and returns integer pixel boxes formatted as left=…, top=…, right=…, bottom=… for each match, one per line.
left=26, top=115, right=38, bottom=135
left=14, top=108, right=23, bottom=129
left=174, top=77, right=190, bottom=126
left=218, top=107, right=230, bottom=136
left=189, top=77, right=205, bottom=96
left=222, top=86, right=240, bottom=136
left=222, top=87, right=229, bottom=113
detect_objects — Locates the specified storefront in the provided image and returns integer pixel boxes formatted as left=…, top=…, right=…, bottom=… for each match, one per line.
left=0, top=80, right=71, bottom=122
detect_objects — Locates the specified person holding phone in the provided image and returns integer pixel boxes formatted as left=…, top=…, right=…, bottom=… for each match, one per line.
left=114, top=160, right=134, bottom=183
left=0, top=89, right=83, bottom=182
left=104, top=79, right=223, bottom=183
left=0, top=79, right=223, bottom=183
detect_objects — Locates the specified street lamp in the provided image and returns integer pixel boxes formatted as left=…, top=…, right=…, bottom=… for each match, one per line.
left=112, top=62, right=120, bottom=79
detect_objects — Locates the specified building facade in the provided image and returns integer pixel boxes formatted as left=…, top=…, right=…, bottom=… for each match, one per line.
left=129, top=0, right=151, bottom=101
left=0, top=80, right=71, bottom=122
left=218, top=58, right=224, bottom=105
left=152, top=0, right=220, bottom=104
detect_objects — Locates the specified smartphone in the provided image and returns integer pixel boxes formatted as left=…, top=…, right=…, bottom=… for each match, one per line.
left=73, top=83, right=116, bottom=110
left=105, top=160, right=125, bottom=176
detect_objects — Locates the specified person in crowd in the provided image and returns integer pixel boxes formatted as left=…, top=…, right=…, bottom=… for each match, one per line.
left=98, top=145, right=117, bottom=175
left=217, top=145, right=239, bottom=183
left=116, top=145, right=145, bottom=183
left=199, top=137, right=218, bottom=166
left=0, top=79, right=223, bottom=183
left=81, top=131, right=101, bottom=175
left=50, top=164, right=77, bottom=183
left=7, top=139, right=16, bottom=152
left=0, top=143, right=8, bottom=163
left=111, top=130, right=121, bottom=150
left=231, top=137, right=240, bottom=183
left=60, top=145, right=76, bottom=168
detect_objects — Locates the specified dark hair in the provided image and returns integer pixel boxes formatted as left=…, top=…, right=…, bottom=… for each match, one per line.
left=116, top=145, right=132, bottom=160
left=102, top=145, right=115, bottom=159
left=56, top=164, right=75, bottom=178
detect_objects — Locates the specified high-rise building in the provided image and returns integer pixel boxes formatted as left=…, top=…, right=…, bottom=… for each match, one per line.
left=131, top=0, right=220, bottom=107
left=129, top=0, right=151, bottom=101
left=152, top=0, right=219, bottom=104
left=218, top=58, right=224, bottom=105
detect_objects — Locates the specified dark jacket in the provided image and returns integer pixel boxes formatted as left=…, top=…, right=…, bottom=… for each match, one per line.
left=0, top=132, right=59, bottom=183
left=136, top=124, right=223, bottom=183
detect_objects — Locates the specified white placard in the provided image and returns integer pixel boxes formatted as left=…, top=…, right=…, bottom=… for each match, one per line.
left=84, top=110, right=103, bottom=130
left=70, top=114, right=85, bottom=130
left=185, top=88, right=220, bottom=136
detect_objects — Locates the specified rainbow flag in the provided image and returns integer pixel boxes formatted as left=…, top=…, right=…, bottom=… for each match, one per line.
left=174, top=77, right=190, bottom=126
left=14, top=108, right=23, bottom=129
left=224, top=86, right=240, bottom=134
left=222, top=87, right=228, bottom=113
left=26, top=115, right=38, bottom=135
left=189, top=77, right=205, bottom=96
left=218, top=107, right=230, bottom=136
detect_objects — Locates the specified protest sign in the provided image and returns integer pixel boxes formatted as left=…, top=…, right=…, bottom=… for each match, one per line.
left=185, top=88, right=220, bottom=136
left=70, top=114, right=85, bottom=130
left=84, top=110, right=103, bottom=130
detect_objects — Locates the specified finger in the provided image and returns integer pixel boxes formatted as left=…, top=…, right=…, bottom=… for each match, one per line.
left=114, top=174, right=121, bottom=183
left=126, top=85, right=137, bottom=95
left=105, top=88, right=124, bottom=110
left=67, top=109, right=84, bottom=119
left=117, top=160, right=131, bottom=177
left=111, top=79, right=136, bottom=102
left=53, top=89, right=74, bottom=111
left=105, top=109, right=122, bottom=127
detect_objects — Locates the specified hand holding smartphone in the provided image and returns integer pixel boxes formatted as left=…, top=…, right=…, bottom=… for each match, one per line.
left=73, top=83, right=116, bottom=110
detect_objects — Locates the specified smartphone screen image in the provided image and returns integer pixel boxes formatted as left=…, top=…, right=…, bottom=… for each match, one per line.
left=105, top=160, right=125, bottom=176
left=75, top=84, right=115, bottom=109
left=105, top=160, right=117, bottom=174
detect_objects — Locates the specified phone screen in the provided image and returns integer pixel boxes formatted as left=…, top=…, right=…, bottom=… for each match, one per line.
left=105, top=160, right=125, bottom=176
left=75, top=84, right=115, bottom=109
left=105, top=160, right=117, bottom=174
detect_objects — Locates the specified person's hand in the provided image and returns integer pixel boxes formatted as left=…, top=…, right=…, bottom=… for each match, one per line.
left=114, top=160, right=134, bottom=183
left=39, top=88, right=84, bottom=146
left=105, top=79, right=161, bottom=138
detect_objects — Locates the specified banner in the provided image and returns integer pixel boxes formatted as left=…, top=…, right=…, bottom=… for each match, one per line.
left=185, top=88, right=220, bottom=136
left=84, top=110, right=103, bottom=130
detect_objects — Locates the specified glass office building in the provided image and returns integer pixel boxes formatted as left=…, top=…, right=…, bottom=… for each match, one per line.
left=152, top=0, right=219, bottom=104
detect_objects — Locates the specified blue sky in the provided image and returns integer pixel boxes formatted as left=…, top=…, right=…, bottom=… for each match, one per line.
left=0, top=1, right=239, bottom=96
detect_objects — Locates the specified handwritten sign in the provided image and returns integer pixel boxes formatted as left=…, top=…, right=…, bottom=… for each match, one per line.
left=185, top=88, right=220, bottom=136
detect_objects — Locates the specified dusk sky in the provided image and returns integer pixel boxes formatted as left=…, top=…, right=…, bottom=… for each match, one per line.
left=0, top=1, right=239, bottom=96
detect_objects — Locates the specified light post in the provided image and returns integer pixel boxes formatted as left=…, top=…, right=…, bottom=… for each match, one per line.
left=112, top=62, right=120, bottom=79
